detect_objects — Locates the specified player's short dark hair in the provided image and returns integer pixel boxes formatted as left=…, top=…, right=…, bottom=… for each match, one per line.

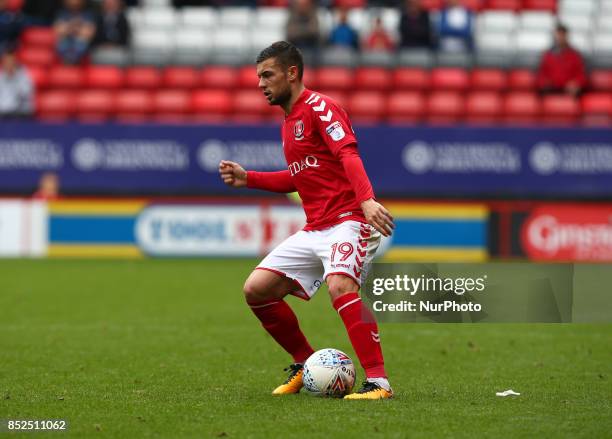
left=256, top=41, right=304, bottom=80
left=556, top=23, right=568, bottom=34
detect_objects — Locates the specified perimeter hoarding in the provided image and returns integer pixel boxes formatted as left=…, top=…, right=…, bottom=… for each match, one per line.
left=43, top=200, right=489, bottom=260
left=0, top=199, right=47, bottom=257
left=1, top=122, right=611, bottom=198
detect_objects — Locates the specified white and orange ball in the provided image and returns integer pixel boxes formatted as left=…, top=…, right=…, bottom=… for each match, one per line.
left=303, top=348, right=356, bottom=397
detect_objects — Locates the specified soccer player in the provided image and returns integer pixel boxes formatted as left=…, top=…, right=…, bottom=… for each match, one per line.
left=219, top=41, right=394, bottom=400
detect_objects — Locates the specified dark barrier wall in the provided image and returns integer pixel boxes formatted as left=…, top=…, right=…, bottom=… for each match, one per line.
left=1, top=122, right=611, bottom=198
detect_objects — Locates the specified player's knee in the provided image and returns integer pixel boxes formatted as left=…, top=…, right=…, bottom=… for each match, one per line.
left=243, top=279, right=265, bottom=303
left=243, top=273, right=282, bottom=303
left=327, top=275, right=359, bottom=302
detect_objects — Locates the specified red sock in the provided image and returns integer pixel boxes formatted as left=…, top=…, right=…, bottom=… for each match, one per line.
left=248, top=299, right=314, bottom=364
left=333, top=292, right=387, bottom=378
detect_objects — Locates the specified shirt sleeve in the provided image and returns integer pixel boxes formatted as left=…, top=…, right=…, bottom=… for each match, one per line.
left=308, top=96, right=357, bottom=156
left=18, top=70, right=34, bottom=114
left=246, top=170, right=296, bottom=193
left=336, top=143, right=375, bottom=203
left=307, top=96, right=374, bottom=202
left=536, top=52, right=551, bottom=88
left=571, top=51, right=588, bottom=88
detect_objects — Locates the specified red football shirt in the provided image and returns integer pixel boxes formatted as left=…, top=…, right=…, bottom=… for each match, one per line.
left=537, top=46, right=587, bottom=90
left=248, top=88, right=375, bottom=231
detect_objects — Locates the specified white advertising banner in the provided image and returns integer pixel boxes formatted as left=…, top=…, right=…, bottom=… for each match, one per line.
left=0, top=200, right=47, bottom=257
left=135, top=205, right=306, bottom=257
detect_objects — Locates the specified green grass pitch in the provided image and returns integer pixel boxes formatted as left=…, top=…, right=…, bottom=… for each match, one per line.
left=1, top=259, right=611, bottom=438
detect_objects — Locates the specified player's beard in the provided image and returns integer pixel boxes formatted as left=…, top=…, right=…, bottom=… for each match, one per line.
left=270, top=84, right=292, bottom=107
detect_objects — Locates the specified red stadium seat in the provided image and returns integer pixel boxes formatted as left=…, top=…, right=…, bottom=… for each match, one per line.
left=347, top=91, right=386, bottom=123
left=421, top=0, right=442, bottom=10
left=265, top=0, right=289, bottom=6
left=86, top=66, right=124, bottom=89
left=541, top=95, right=580, bottom=125
left=486, top=0, right=521, bottom=10
left=48, top=66, right=84, bottom=89
left=76, top=90, right=115, bottom=121
left=503, top=92, right=541, bottom=124
left=153, top=90, right=192, bottom=121
left=233, top=90, right=272, bottom=121
left=315, top=67, right=354, bottom=91
left=238, top=65, right=260, bottom=89
left=318, top=90, right=348, bottom=108
left=192, top=89, right=233, bottom=121
left=427, top=92, right=465, bottom=124
left=26, top=66, right=48, bottom=89
left=354, top=67, right=392, bottom=92
left=200, top=66, right=238, bottom=89
left=465, top=92, right=503, bottom=124
left=470, top=69, right=507, bottom=91
left=508, top=69, right=537, bottom=91
left=17, top=47, right=55, bottom=68
left=581, top=93, right=612, bottom=126
left=590, top=70, right=612, bottom=92
left=523, top=0, right=556, bottom=11
left=37, top=90, right=76, bottom=120
left=21, top=27, right=55, bottom=48
left=163, top=67, right=199, bottom=89
left=115, top=90, right=153, bottom=121
left=392, top=68, right=430, bottom=90
left=387, top=92, right=425, bottom=123
left=334, top=0, right=365, bottom=7
left=7, top=0, right=24, bottom=10
left=125, top=67, right=162, bottom=89
left=302, top=68, right=318, bottom=90
left=460, top=0, right=484, bottom=11
left=430, top=68, right=470, bottom=92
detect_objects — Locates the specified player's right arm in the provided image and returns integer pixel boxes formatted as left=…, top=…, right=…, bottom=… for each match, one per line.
left=219, top=160, right=296, bottom=193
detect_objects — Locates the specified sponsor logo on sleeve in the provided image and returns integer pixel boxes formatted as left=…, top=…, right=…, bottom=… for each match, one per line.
left=326, top=121, right=346, bottom=141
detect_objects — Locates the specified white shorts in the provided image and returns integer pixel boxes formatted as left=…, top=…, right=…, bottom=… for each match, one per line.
left=256, top=220, right=381, bottom=300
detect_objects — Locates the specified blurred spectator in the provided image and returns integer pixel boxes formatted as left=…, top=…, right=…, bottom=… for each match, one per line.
left=437, top=0, right=473, bottom=52
left=286, top=0, right=319, bottom=51
left=33, top=172, right=60, bottom=200
left=0, top=0, right=24, bottom=49
left=364, top=16, right=394, bottom=52
left=328, top=8, right=359, bottom=50
left=0, top=47, right=34, bottom=118
left=537, top=24, right=587, bottom=98
left=22, top=0, right=63, bottom=26
left=54, top=0, right=96, bottom=64
left=93, top=0, right=129, bottom=48
left=399, top=0, right=433, bottom=49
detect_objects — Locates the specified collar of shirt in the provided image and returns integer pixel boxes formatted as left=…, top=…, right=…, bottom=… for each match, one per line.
left=285, top=88, right=310, bottom=119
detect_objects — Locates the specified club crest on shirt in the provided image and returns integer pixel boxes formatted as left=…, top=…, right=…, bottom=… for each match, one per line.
left=294, top=120, right=305, bottom=140
left=325, top=121, right=345, bottom=141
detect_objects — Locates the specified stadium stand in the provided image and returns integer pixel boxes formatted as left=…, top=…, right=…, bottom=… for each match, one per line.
left=5, top=0, right=610, bottom=124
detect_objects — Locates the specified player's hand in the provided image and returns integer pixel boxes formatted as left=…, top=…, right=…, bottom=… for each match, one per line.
left=360, top=198, right=394, bottom=237
left=219, top=160, right=247, bottom=188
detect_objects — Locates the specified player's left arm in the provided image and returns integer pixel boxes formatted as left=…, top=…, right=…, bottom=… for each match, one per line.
left=311, top=100, right=394, bottom=236
left=336, top=145, right=394, bottom=237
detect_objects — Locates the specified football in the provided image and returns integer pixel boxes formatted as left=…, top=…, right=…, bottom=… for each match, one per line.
left=302, top=348, right=356, bottom=397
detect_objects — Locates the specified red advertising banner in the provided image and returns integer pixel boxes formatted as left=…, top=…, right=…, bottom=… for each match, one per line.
left=521, top=205, right=612, bottom=262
